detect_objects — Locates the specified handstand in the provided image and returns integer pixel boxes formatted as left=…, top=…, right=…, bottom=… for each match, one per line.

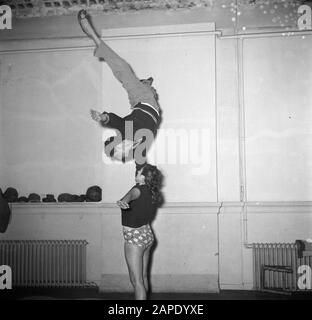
left=78, top=10, right=161, bottom=166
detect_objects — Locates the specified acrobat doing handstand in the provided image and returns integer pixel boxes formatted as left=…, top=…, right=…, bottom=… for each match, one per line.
left=78, top=10, right=161, bottom=166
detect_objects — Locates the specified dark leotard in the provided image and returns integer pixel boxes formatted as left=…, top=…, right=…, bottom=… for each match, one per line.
left=121, top=184, right=156, bottom=228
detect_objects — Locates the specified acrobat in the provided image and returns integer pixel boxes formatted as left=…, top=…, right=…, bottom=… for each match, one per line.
left=78, top=10, right=161, bottom=166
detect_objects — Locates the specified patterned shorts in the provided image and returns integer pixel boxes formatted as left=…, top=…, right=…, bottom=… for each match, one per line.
left=123, top=224, right=154, bottom=249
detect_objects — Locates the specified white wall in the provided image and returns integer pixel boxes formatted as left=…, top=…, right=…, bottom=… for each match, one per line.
left=0, top=48, right=106, bottom=197
left=216, top=34, right=312, bottom=289
left=243, top=35, right=312, bottom=201
left=216, top=38, right=240, bottom=201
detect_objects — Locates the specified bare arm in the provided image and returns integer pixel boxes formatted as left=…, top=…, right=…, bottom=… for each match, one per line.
left=116, top=187, right=141, bottom=209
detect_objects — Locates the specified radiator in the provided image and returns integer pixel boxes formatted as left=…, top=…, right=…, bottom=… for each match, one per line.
left=0, top=240, right=91, bottom=288
left=253, top=243, right=312, bottom=291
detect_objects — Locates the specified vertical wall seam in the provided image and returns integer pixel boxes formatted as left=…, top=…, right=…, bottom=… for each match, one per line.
left=236, top=36, right=246, bottom=287
left=214, top=32, right=221, bottom=291
left=214, top=33, right=219, bottom=203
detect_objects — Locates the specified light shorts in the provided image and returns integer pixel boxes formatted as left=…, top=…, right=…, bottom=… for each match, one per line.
left=123, top=224, right=154, bottom=249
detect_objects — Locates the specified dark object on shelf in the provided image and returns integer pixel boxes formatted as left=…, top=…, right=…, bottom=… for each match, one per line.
left=71, top=195, right=81, bottom=202
left=3, top=187, right=18, bottom=203
left=86, top=186, right=102, bottom=202
left=42, top=194, right=57, bottom=203
left=296, top=240, right=305, bottom=259
left=79, top=194, right=86, bottom=202
left=58, top=193, right=75, bottom=202
left=18, top=196, right=29, bottom=203
left=0, top=188, right=11, bottom=233
left=295, top=239, right=312, bottom=259
left=28, top=193, right=41, bottom=202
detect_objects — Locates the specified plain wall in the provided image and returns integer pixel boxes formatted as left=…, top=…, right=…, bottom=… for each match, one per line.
left=216, top=33, right=312, bottom=288
left=216, top=38, right=240, bottom=202
left=0, top=49, right=106, bottom=197
left=243, top=35, right=312, bottom=201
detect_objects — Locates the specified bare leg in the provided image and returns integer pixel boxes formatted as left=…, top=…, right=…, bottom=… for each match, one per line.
left=124, top=242, right=146, bottom=300
left=143, top=244, right=152, bottom=296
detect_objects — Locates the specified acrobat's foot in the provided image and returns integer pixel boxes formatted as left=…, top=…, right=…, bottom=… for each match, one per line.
left=78, top=9, right=101, bottom=46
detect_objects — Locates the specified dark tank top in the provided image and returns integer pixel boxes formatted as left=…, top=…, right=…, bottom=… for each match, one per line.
left=121, top=184, right=155, bottom=228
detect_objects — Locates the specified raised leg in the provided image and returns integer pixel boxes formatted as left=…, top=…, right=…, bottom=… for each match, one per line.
left=124, top=242, right=146, bottom=300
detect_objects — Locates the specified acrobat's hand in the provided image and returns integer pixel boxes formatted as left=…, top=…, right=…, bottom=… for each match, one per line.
left=116, top=200, right=130, bottom=210
left=90, top=109, right=103, bottom=122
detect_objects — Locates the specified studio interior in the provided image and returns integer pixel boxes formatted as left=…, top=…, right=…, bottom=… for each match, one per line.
left=0, top=0, right=312, bottom=300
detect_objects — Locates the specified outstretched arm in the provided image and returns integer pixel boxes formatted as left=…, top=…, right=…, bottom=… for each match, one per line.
left=117, top=187, right=141, bottom=209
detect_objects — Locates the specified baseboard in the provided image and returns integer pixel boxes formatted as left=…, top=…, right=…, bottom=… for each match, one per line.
left=219, top=283, right=244, bottom=290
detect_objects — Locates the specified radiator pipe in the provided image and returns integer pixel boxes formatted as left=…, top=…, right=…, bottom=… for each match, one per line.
left=216, top=201, right=223, bottom=292
left=233, top=32, right=253, bottom=250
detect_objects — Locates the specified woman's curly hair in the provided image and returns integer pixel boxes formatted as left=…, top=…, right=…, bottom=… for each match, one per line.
left=141, top=164, right=164, bottom=205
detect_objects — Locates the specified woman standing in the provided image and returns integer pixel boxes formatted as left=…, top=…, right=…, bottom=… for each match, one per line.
left=117, top=164, right=163, bottom=300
